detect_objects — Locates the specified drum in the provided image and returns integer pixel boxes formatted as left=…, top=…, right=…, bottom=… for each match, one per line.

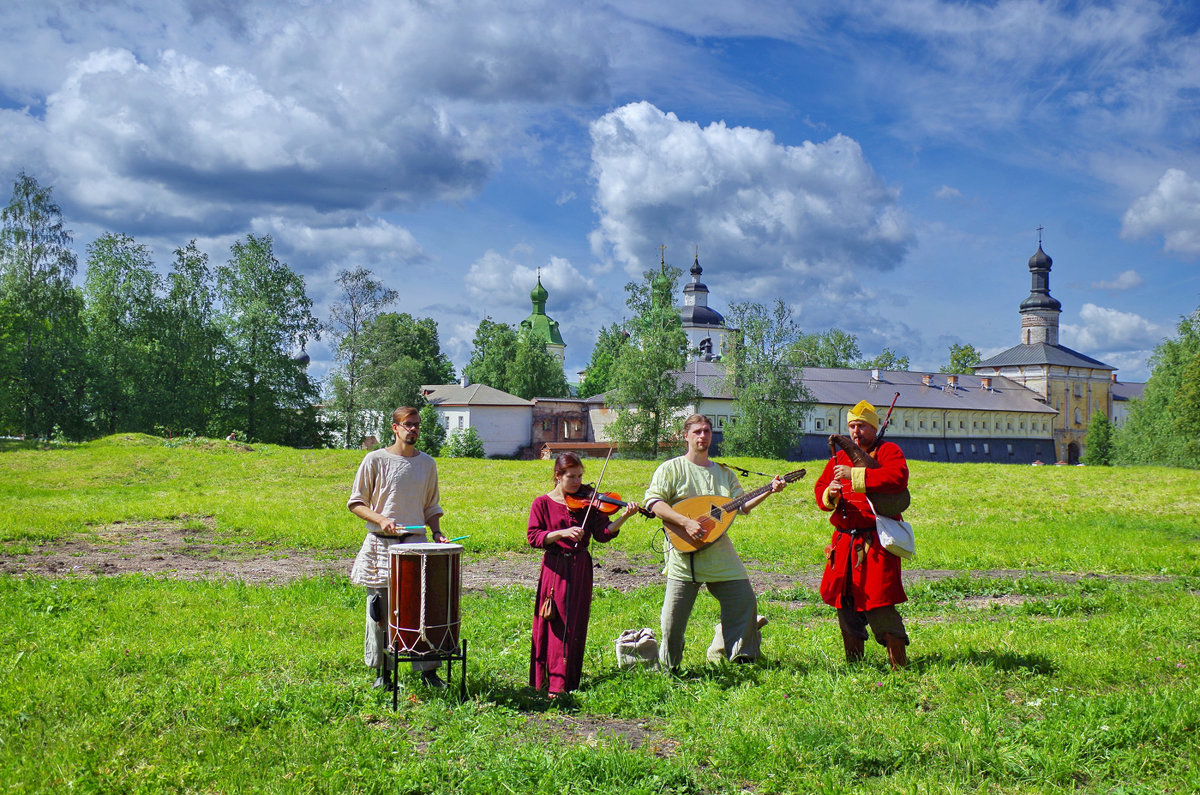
left=387, top=543, right=462, bottom=655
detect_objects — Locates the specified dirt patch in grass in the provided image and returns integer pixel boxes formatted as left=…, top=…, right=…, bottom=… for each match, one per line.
left=0, top=520, right=1172, bottom=598
left=523, top=712, right=679, bottom=757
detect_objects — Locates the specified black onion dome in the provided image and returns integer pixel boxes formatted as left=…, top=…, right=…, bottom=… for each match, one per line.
left=681, top=304, right=725, bottom=325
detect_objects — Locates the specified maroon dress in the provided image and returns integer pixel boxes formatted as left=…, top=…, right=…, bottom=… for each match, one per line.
left=527, top=494, right=620, bottom=694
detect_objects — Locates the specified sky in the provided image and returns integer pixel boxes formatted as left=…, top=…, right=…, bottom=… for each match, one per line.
left=2, top=0, right=1198, bottom=384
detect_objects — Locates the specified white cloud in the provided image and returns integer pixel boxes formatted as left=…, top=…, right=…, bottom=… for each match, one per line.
left=1090, top=269, right=1144, bottom=290
left=1121, top=168, right=1200, bottom=256
left=934, top=185, right=963, bottom=200
left=588, top=101, right=913, bottom=302
left=8, top=0, right=614, bottom=237
left=464, top=250, right=594, bottom=313
left=1061, top=303, right=1172, bottom=352
left=248, top=214, right=426, bottom=271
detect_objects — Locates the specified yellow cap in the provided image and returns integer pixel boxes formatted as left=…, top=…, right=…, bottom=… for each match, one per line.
left=847, top=400, right=879, bottom=430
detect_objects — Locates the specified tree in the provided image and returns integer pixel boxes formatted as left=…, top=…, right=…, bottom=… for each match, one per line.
left=325, top=267, right=397, bottom=448
left=444, top=426, right=485, bottom=457
left=82, top=232, right=163, bottom=434
left=579, top=323, right=629, bottom=398
left=606, top=262, right=700, bottom=457
left=941, top=343, right=983, bottom=374
left=507, top=332, right=569, bottom=400
left=214, top=234, right=323, bottom=445
left=1082, top=412, right=1113, bottom=466
left=354, top=311, right=455, bottom=442
left=721, top=299, right=812, bottom=458
left=856, top=347, right=910, bottom=371
left=792, top=328, right=862, bottom=368
left=0, top=172, right=88, bottom=439
left=418, top=403, right=445, bottom=456
left=157, top=241, right=223, bottom=436
left=461, top=316, right=567, bottom=400
left=1114, top=307, right=1200, bottom=468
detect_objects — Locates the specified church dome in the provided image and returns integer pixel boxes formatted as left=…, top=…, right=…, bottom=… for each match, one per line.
left=1028, top=245, right=1052, bottom=271
left=1020, top=243, right=1061, bottom=312
left=530, top=277, right=549, bottom=304
left=680, top=304, right=725, bottom=326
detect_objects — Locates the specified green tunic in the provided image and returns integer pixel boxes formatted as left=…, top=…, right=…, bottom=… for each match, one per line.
left=644, top=456, right=747, bottom=582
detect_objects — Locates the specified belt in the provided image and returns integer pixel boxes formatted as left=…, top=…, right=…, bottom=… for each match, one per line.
left=835, top=526, right=874, bottom=537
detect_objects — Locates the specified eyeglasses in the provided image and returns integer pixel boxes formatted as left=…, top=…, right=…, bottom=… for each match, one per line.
left=396, top=421, right=420, bottom=430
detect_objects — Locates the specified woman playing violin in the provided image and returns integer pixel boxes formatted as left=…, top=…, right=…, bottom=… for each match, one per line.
left=527, top=452, right=641, bottom=697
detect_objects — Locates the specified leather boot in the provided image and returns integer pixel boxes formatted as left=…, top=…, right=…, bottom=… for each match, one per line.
left=842, top=633, right=865, bottom=663
left=885, top=634, right=908, bottom=670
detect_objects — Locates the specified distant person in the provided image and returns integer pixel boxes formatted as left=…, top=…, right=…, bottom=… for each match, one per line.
left=814, top=400, right=911, bottom=668
left=226, top=432, right=237, bottom=441
left=347, top=406, right=448, bottom=690
left=643, top=413, right=787, bottom=670
left=527, top=452, right=640, bottom=697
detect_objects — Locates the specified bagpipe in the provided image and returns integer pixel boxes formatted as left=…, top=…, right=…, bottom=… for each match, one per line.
left=827, top=391, right=911, bottom=517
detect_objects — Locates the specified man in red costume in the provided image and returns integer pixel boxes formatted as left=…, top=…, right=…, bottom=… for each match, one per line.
left=814, top=400, right=911, bottom=668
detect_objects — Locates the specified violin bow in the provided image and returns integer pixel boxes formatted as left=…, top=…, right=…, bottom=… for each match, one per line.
left=577, top=447, right=614, bottom=541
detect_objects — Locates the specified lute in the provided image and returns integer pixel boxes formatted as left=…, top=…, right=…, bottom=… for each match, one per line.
left=662, top=468, right=806, bottom=553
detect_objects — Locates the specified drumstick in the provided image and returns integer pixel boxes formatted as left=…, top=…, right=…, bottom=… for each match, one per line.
left=397, top=525, right=427, bottom=531
left=448, top=535, right=469, bottom=542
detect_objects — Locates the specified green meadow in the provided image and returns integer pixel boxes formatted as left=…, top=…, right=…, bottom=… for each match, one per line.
left=1, top=435, right=1198, bottom=793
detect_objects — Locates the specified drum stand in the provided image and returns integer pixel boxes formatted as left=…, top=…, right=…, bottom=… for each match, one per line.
left=389, top=639, right=468, bottom=709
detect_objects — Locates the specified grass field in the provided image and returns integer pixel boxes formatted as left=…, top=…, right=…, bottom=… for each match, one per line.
left=1, top=435, right=1198, bottom=793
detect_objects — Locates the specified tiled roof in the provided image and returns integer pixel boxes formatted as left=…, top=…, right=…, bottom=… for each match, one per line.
left=1111, top=381, right=1146, bottom=402
left=669, top=361, right=1056, bottom=415
left=976, top=343, right=1112, bottom=369
left=421, top=383, right=532, bottom=407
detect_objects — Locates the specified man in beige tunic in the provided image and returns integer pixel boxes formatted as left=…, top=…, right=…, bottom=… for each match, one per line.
left=348, top=406, right=448, bottom=689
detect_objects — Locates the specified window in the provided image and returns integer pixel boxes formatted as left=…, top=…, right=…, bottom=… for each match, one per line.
left=983, top=443, right=990, bottom=454
left=970, top=443, right=977, bottom=453
left=954, top=442, right=962, bottom=453
left=457, top=416, right=464, bottom=429
left=1007, top=444, right=1014, bottom=454
left=928, top=443, right=936, bottom=454
left=816, top=419, right=823, bottom=431
left=959, top=421, right=965, bottom=429
left=904, top=419, right=911, bottom=428
left=919, top=420, right=926, bottom=430
left=1074, top=408, right=1083, bottom=426
left=541, top=420, right=551, bottom=431
left=798, top=418, right=805, bottom=430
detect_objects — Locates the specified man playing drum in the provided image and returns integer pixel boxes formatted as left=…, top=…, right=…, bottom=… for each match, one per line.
left=348, top=406, right=449, bottom=690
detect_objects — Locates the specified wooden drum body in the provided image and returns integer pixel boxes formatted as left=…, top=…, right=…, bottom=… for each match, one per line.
left=387, top=543, right=462, bottom=655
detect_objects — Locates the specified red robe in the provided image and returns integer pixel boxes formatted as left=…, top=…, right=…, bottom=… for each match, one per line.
left=814, top=440, right=909, bottom=611
left=527, top=494, right=619, bottom=694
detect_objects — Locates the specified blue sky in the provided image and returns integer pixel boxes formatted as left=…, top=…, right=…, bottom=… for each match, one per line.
left=2, top=0, right=1198, bottom=382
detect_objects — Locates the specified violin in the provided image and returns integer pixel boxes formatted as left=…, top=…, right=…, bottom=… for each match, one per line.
left=564, top=484, right=654, bottom=518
